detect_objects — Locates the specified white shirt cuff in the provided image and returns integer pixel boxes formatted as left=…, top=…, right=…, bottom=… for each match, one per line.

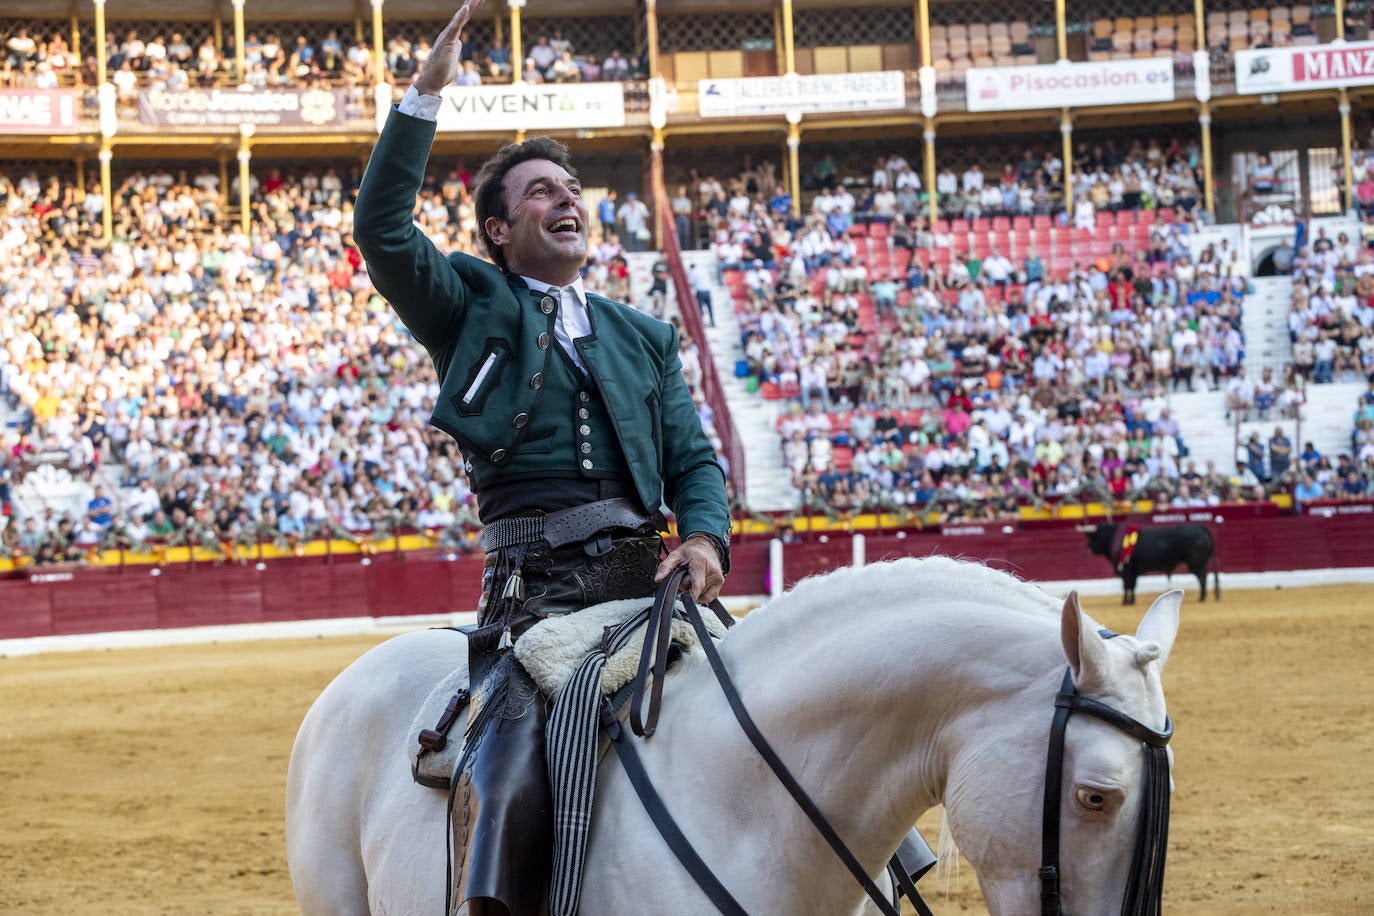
left=399, top=86, right=444, bottom=121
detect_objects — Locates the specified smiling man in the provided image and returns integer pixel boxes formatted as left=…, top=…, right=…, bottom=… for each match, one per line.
left=351, top=3, right=730, bottom=914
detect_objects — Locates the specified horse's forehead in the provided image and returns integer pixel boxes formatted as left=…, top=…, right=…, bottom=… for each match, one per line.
left=1082, top=639, right=1171, bottom=725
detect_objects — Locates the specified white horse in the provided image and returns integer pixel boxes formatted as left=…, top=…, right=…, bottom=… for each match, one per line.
left=286, top=556, right=1179, bottom=915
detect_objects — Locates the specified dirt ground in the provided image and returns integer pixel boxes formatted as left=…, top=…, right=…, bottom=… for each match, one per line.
left=1, top=582, right=1371, bottom=915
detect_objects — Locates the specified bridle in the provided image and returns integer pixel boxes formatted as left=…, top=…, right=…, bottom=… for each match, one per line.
left=1039, top=661, right=1174, bottom=916
left=617, top=578, right=1174, bottom=916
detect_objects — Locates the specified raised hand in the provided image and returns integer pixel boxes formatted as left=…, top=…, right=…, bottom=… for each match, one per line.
left=414, top=0, right=488, bottom=96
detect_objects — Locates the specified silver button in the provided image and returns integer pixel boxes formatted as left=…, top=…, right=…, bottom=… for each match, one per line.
left=464, top=461, right=473, bottom=475
left=529, top=373, right=543, bottom=389
left=578, top=408, right=589, bottom=419
left=581, top=458, right=593, bottom=470
left=537, top=332, right=550, bottom=349
left=540, top=296, right=556, bottom=315
left=580, top=442, right=592, bottom=454
left=578, top=391, right=590, bottom=402
left=579, top=424, right=591, bottom=435
left=490, top=448, right=507, bottom=462
left=512, top=412, right=529, bottom=428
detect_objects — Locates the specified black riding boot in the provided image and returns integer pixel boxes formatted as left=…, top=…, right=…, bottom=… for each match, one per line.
left=452, top=650, right=553, bottom=916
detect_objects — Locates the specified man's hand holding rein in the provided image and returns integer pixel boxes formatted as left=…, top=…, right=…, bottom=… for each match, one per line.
left=656, top=532, right=726, bottom=604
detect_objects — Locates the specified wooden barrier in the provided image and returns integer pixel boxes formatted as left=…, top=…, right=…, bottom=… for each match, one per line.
left=3, top=502, right=1372, bottom=640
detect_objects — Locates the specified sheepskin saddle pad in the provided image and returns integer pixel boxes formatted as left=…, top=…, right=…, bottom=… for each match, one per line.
left=408, top=596, right=728, bottom=788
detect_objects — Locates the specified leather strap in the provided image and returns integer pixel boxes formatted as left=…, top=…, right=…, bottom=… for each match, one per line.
left=479, top=497, right=659, bottom=551
left=657, top=568, right=904, bottom=916
left=601, top=701, right=749, bottom=916
left=1040, top=667, right=1174, bottom=916
left=629, top=566, right=736, bottom=738
left=889, top=859, right=935, bottom=916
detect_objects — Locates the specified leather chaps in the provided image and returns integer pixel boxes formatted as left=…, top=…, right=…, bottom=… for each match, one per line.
left=453, top=532, right=662, bottom=916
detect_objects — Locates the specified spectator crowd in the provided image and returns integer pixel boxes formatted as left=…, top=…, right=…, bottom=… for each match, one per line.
left=680, top=141, right=1374, bottom=522
left=0, top=162, right=717, bottom=564
left=1, top=21, right=645, bottom=94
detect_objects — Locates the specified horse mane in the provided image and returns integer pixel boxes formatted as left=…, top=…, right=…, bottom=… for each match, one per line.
left=731, top=555, right=1062, bottom=638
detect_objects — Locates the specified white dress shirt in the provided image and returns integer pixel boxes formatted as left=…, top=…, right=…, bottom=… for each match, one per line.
left=520, top=274, right=591, bottom=372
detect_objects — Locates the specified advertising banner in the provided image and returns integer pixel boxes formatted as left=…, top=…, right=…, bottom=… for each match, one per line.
left=436, top=83, right=626, bottom=131
left=697, top=71, right=905, bottom=117
left=1235, top=41, right=1374, bottom=94
left=137, top=88, right=352, bottom=127
left=0, top=88, right=80, bottom=134
left=965, top=58, right=1175, bottom=112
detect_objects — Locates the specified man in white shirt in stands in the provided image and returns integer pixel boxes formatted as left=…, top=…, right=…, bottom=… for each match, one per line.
left=981, top=247, right=1014, bottom=288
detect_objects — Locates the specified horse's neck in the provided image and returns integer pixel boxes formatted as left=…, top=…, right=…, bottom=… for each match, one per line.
left=707, top=589, right=1055, bottom=853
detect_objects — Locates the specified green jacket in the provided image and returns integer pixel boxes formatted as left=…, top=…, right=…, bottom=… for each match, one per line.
left=353, top=108, right=731, bottom=561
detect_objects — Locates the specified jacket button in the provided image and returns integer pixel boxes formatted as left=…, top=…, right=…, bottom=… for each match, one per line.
left=578, top=408, right=589, bottom=419
left=580, top=424, right=591, bottom=435
left=540, top=296, right=556, bottom=315
left=529, top=373, right=543, bottom=389
left=537, top=332, right=550, bottom=349
left=580, top=442, right=592, bottom=454
left=581, top=458, right=593, bottom=470
left=512, top=412, right=529, bottom=428
left=490, top=448, right=507, bottom=463
left=464, top=462, right=473, bottom=475
left=578, top=391, right=590, bottom=402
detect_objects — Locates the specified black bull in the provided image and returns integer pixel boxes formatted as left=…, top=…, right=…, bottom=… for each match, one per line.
left=1078, top=522, right=1220, bottom=605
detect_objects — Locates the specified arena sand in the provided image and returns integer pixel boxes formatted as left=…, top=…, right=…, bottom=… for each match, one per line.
left=1, top=583, right=1370, bottom=914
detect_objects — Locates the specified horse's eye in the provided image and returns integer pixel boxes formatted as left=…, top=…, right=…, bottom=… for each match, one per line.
left=1075, top=788, right=1107, bottom=811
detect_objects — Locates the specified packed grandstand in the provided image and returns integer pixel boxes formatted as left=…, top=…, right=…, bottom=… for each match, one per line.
left=4, top=0, right=1374, bottom=573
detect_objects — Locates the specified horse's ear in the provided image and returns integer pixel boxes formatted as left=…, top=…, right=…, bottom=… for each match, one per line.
left=1061, top=591, right=1110, bottom=690
left=1135, top=588, right=1182, bottom=671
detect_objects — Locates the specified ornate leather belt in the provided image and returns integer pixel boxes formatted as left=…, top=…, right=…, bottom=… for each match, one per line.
left=479, top=497, right=661, bottom=552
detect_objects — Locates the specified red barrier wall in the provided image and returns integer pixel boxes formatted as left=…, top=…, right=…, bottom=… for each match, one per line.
left=3, top=503, right=1372, bottom=640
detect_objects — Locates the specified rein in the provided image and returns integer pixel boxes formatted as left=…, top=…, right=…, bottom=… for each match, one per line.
left=611, top=568, right=932, bottom=916
left=1039, top=666, right=1174, bottom=916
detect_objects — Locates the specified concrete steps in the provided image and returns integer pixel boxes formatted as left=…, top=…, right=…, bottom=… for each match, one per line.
left=1242, top=276, right=1293, bottom=377
left=679, top=251, right=797, bottom=513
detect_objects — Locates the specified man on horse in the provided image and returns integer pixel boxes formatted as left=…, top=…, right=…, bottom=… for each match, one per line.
left=351, top=2, right=732, bottom=913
